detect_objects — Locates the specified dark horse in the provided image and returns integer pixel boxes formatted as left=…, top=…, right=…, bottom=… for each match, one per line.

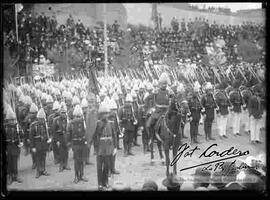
left=154, top=97, right=185, bottom=177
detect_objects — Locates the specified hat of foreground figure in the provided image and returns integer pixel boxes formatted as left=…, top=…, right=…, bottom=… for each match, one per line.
left=125, top=93, right=133, bottom=102
left=52, top=101, right=60, bottom=111
left=159, top=72, right=170, bottom=84
left=29, top=103, right=38, bottom=113
left=5, top=106, right=16, bottom=120
left=162, top=173, right=184, bottom=190
left=73, top=104, right=83, bottom=116
left=142, top=179, right=158, bottom=191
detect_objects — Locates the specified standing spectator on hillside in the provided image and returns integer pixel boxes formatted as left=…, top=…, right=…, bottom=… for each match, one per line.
left=171, top=17, right=179, bottom=32
left=181, top=18, right=186, bottom=32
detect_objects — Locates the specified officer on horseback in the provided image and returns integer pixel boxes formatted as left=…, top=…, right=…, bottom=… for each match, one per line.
left=145, top=72, right=171, bottom=162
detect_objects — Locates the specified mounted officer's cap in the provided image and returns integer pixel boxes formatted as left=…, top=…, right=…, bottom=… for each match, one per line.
left=98, top=101, right=110, bottom=113
left=52, top=101, right=60, bottom=111
left=37, top=108, right=46, bottom=119
left=5, top=106, right=16, bottom=120
left=46, top=95, right=54, bottom=103
left=159, top=72, right=170, bottom=84
left=72, top=96, right=80, bottom=106
left=81, top=98, right=88, bottom=108
left=125, top=93, right=133, bottom=102
left=177, top=83, right=185, bottom=93
left=29, top=103, right=38, bottom=113
left=73, top=105, right=83, bottom=116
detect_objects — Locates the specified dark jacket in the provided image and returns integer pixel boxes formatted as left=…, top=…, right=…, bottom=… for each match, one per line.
left=248, top=95, right=263, bottom=119
left=188, top=95, right=202, bottom=122
left=5, top=122, right=21, bottom=156
left=201, top=93, right=217, bottom=121
left=92, top=120, right=116, bottom=156
left=29, top=121, right=49, bottom=151
left=229, top=89, right=243, bottom=113
left=119, top=104, right=136, bottom=131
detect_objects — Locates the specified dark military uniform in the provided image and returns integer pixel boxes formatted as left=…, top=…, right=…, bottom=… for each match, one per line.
left=132, top=100, right=140, bottom=146
left=4, top=121, right=22, bottom=184
left=201, top=93, right=217, bottom=140
left=188, top=94, right=202, bottom=143
left=145, top=88, right=169, bottom=160
left=176, top=93, right=190, bottom=139
left=18, top=104, right=29, bottom=153
left=52, top=115, right=70, bottom=171
left=138, top=104, right=150, bottom=153
left=67, top=117, right=88, bottom=182
left=118, top=104, right=136, bottom=155
left=29, top=120, right=50, bottom=178
left=23, top=113, right=37, bottom=167
left=48, top=112, right=60, bottom=164
left=92, top=120, right=117, bottom=188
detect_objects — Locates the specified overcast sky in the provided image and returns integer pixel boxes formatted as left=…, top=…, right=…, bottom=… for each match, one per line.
left=189, top=3, right=262, bottom=12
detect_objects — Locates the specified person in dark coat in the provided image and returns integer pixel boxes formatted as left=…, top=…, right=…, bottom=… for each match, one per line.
left=90, top=101, right=117, bottom=190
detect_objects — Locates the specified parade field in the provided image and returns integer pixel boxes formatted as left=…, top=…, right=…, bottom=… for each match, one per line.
left=8, top=119, right=265, bottom=191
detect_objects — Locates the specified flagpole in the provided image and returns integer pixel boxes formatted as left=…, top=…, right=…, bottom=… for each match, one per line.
left=103, top=3, right=108, bottom=76
left=15, top=4, right=19, bottom=43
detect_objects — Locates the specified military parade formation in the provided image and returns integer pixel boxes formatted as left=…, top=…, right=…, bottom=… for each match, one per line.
left=3, top=57, right=266, bottom=190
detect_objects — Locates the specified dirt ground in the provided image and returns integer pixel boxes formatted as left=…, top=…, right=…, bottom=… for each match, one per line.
left=7, top=115, right=266, bottom=191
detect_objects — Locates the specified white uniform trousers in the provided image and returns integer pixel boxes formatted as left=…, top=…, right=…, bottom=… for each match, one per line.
left=219, top=114, right=228, bottom=136
left=250, top=116, right=261, bottom=142
left=241, top=109, right=250, bottom=132
left=232, top=111, right=241, bottom=134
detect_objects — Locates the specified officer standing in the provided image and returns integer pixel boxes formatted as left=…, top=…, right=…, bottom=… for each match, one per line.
left=108, top=99, right=120, bottom=175
left=118, top=93, right=137, bottom=156
left=229, top=80, right=243, bottom=136
left=29, top=108, right=51, bottom=178
left=248, top=85, right=263, bottom=144
left=215, top=84, right=231, bottom=139
left=52, top=102, right=71, bottom=172
left=24, top=102, right=38, bottom=169
left=5, top=106, right=23, bottom=185
left=90, top=102, right=117, bottom=190
left=48, top=101, right=61, bottom=164
left=188, top=82, right=202, bottom=144
left=131, top=90, right=140, bottom=146
left=67, top=105, right=88, bottom=183
left=201, top=82, right=216, bottom=141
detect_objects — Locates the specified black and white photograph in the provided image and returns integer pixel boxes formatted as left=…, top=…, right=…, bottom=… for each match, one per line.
left=1, top=2, right=266, bottom=193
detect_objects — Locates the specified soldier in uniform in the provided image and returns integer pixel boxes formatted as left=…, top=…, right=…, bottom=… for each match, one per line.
left=24, top=102, right=38, bottom=169
left=248, top=85, right=264, bottom=144
left=90, top=101, right=117, bottom=190
left=119, top=93, right=137, bottom=156
left=52, top=102, right=71, bottom=172
left=67, top=105, right=88, bottom=183
left=108, top=99, right=120, bottom=175
left=29, top=108, right=51, bottom=178
left=188, top=82, right=202, bottom=144
left=45, top=95, right=54, bottom=119
left=215, top=83, right=231, bottom=139
left=229, top=80, right=243, bottom=136
left=145, top=73, right=170, bottom=162
left=81, top=98, right=93, bottom=165
left=138, top=99, right=150, bottom=154
left=5, top=106, right=23, bottom=185
left=48, top=101, right=61, bottom=164
left=131, top=90, right=140, bottom=146
left=201, top=82, right=217, bottom=141
left=18, top=95, right=31, bottom=155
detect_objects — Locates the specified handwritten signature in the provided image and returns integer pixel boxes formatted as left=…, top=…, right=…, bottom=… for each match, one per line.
left=170, top=143, right=250, bottom=172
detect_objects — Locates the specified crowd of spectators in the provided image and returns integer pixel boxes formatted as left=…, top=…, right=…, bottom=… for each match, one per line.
left=188, top=4, right=232, bottom=14
left=4, top=11, right=124, bottom=71
left=128, top=16, right=265, bottom=65
left=4, top=9, right=265, bottom=76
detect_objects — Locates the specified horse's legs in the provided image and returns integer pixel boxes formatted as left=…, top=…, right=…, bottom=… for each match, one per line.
left=164, top=147, right=170, bottom=177
left=172, top=144, right=179, bottom=175
left=157, top=140, right=163, bottom=159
